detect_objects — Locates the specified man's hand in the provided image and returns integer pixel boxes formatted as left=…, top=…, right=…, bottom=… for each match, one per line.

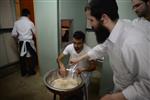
left=59, top=67, right=67, bottom=77
left=76, top=67, right=86, bottom=75
left=100, top=92, right=126, bottom=100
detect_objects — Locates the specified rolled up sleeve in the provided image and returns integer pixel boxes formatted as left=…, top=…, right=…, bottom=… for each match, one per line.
left=87, top=44, right=107, bottom=60
left=12, top=23, right=17, bottom=37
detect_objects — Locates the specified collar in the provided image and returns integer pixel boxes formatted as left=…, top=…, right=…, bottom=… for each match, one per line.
left=20, top=16, right=29, bottom=20
left=139, top=17, right=150, bottom=22
left=108, top=20, right=124, bottom=43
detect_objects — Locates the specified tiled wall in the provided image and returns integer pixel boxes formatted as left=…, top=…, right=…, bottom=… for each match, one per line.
left=0, top=31, right=19, bottom=67
left=0, top=0, right=15, bottom=28
left=0, top=0, right=18, bottom=67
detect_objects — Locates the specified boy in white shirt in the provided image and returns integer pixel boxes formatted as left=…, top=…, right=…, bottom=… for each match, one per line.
left=57, top=30, right=96, bottom=100
left=12, top=9, right=36, bottom=76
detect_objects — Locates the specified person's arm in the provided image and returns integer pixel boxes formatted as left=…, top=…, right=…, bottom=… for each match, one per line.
left=121, top=41, right=150, bottom=100
left=76, top=60, right=96, bottom=74
left=70, top=44, right=106, bottom=64
left=12, top=23, right=19, bottom=44
left=12, top=23, right=18, bottom=37
left=56, top=52, right=67, bottom=77
left=31, top=22, right=36, bottom=36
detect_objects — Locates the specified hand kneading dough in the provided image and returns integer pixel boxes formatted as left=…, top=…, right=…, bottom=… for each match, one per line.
left=51, top=78, right=79, bottom=89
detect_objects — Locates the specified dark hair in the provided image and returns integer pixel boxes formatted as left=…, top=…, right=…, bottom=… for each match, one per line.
left=141, top=0, right=149, bottom=3
left=73, top=31, right=85, bottom=42
left=88, top=0, right=119, bottom=21
left=84, top=5, right=91, bottom=12
left=131, top=0, right=149, bottom=3
left=21, top=9, right=30, bottom=16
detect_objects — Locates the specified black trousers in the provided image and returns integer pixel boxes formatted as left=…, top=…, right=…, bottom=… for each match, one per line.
left=19, top=41, right=36, bottom=76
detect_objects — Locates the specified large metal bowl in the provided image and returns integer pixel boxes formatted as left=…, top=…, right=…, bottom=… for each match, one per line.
left=43, top=68, right=85, bottom=92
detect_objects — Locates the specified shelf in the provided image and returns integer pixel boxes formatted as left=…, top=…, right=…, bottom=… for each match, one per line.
left=0, top=28, right=13, bottom=34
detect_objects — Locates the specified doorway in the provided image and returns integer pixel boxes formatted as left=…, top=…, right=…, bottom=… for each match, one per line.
left=15, top=0, right=39, bottom=71
left=61, top=19, right=73, bottom=50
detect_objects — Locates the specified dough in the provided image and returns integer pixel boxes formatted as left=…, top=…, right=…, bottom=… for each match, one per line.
left=50, top=78, right=79, bottom=89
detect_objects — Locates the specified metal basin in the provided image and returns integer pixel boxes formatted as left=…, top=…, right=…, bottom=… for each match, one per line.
left=43, top=68, right=85, bottom=92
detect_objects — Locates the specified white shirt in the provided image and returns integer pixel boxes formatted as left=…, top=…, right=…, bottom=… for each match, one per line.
left=63, top=43, right=92, bottom=85
left=132, top=17, right=150, bottom=41
left=12, top=17, right=36, bottom=57
left=12, top=17, right=35, bottom=41
left=124, top=17, right=150, bottom=41
left=88, top=20, right=150, bottom=100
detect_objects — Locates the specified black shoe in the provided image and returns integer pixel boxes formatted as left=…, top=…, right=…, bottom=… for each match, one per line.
left=21, top=73, right=26, bottom=77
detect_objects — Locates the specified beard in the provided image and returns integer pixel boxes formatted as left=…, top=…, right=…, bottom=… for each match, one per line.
left=136, top=11, right=145, bottom=17
left=92, top=22, right=110, bottom=44
left=74, top=47, right=79, bottom=51
left=136, top=6, right=148, bottom=17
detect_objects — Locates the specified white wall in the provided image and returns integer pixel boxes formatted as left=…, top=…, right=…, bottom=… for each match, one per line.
left=117, top=0, right=137, bottom=19
left=34, top=0, right=59, bottom=76
left=59, top=0, right=87, bottom=33
left=0, top=0, right=15, bottom=28
left=0, top=32, right=19, bottom=67
left=0, top=0, right=19, bottom=67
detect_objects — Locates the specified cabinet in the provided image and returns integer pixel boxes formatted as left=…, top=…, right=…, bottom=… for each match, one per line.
left=0, top=33, right=8, bottom=67
left=0, top=0, right=19, bottom=67
left=0, top=31, right=19, bottom=67
left=0, top=0, right=15, bottom=28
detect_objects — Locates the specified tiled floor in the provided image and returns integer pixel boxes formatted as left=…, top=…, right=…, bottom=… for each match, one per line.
left=0, top=64, right=101, bottom=100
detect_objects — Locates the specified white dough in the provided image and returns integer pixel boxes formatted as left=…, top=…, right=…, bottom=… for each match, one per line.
left=50, top=78, right=79, bottom=89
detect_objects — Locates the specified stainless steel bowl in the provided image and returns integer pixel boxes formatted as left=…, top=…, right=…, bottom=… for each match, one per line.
left=43, top=68, right=85, bottom=92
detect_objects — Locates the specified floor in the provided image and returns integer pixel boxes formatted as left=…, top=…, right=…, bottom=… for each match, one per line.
left=0, top=63, right=101, bottom=100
